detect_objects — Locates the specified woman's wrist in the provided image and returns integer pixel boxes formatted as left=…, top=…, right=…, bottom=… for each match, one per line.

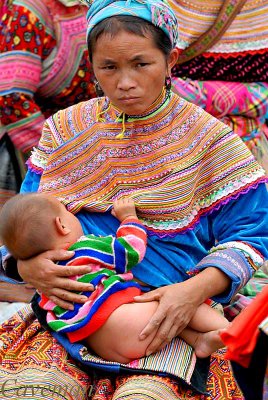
left=186, top=267, right=231, bottom=304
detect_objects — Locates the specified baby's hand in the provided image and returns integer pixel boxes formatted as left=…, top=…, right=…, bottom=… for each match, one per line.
left=111, top=197, right=137, bottom=222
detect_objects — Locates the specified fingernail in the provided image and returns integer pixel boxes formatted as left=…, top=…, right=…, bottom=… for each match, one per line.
left=146, top=350, right=152, bottom=356
left=139, top=334, right=145, bottom=340
left=64, top=250, right=74, bottom=256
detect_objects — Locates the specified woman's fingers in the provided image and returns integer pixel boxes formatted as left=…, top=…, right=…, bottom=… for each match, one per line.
left=139, top=307, right=165, bottom=339
left=56, top=264, right=93, bottom=278
left=134, top=291, right=161, bottom=303
left=145, top=319, right=182, bottom=356
left=18, top=250, right=95, bottom=309
left=48, top=288, right=91, bottom=310
left=53, top=276, right=94, bottom=293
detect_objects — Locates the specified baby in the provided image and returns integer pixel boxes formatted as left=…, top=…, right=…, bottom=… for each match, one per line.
left=0, top=192, right=229, bottom=363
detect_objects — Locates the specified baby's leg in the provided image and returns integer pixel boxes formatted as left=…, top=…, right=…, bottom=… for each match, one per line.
left=180, top=327, right=227, bottom=358
left=85, top=301, right=159, bottom=364
left=179, top=302, right=229, bottom=358
left=188, top=302, right=229, bottom=332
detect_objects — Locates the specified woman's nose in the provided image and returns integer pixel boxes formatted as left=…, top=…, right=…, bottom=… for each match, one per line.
left=117, top=72, right=136, bottom=91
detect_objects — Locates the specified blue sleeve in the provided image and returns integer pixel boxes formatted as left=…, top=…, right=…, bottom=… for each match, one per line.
left=195, top=183, right=268, bottom=303
left=20, top=169, right=41, bottom=193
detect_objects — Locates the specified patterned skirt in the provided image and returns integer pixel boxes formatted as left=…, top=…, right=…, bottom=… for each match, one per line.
left=0, top=305, right=243, bottom=400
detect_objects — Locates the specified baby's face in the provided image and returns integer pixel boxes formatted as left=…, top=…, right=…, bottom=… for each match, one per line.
left=59, top=202, right=84, bottom=239
left=43, top=194, right=84, bottom=240
left=65, top=208, right=83, bottom=237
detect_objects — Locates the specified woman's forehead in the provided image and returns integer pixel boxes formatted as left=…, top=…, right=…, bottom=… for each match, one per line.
left=93, top=30, right=158, bottom=57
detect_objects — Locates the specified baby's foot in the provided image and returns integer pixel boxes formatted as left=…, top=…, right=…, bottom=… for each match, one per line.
left=194, top=329, right=225, bottom=358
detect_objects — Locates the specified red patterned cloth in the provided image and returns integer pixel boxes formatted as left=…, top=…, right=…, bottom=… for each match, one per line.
left=0, top=305, right=244, bottom=400
left=221, top=285, right=268, bottom=368
left=0, top=0, right=96, bottom=152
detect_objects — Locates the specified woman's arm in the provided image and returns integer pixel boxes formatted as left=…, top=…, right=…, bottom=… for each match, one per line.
left=135, top=267, right=230, bottom=355
left=135, top=184, right=268, bottom=354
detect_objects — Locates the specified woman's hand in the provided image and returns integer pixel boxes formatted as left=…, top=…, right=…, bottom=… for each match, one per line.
left=134, top=281, right=201, bottom=355
left=17, top=249, right=94, bottom=309
left=134, top=267, right=231, bottom=356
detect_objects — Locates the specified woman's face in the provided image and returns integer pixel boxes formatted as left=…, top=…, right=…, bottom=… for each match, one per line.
left=92, top=30, right=178, bottom=115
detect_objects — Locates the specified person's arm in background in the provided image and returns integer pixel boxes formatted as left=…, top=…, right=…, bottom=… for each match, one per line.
left=134, top=183, right=268, bottom=355
left=0, top=1, right=56, bottom=152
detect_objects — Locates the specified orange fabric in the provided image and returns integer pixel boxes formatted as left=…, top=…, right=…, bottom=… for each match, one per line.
left=67, top=287, right=141, bottom=342
left=220, top=285, right=268, bottom=367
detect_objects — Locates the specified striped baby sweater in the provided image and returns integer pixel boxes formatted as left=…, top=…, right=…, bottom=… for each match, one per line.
left=39, top=217, right=147, bottom=342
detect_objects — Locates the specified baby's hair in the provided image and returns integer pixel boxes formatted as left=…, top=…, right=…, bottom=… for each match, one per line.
left=0, top=193, right=59, bottom=260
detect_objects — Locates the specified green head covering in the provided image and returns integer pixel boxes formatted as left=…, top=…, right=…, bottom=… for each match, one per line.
left=82, top=0, right=178, bottom=47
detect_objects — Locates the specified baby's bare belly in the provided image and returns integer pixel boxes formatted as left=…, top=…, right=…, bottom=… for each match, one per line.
left=85, top=301, right=158, bottom=364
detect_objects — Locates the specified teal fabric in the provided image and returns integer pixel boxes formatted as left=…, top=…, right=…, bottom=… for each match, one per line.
left=85, top=0, right=178, bottom=46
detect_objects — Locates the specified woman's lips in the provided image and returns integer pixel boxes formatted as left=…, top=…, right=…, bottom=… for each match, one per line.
left=119, top=97, right=139, bottom=103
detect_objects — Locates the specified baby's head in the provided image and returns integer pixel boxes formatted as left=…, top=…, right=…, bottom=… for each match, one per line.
left=0, top=193, right=83, bottom=260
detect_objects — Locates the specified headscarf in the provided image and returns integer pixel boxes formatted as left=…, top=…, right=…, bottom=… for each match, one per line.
left=81, top=0, right=178, bottom=47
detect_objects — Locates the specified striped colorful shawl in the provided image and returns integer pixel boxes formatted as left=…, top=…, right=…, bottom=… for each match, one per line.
left=29, top=92, right=266, bottom=235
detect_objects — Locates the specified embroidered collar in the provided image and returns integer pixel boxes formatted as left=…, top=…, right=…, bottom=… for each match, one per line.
left=96, top=88, right=171, bottom=138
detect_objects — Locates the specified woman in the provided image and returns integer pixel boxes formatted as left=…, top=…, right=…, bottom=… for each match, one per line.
left=169, top=0, right=268, bottom=172
left=1, top=0, right=268, bottom=399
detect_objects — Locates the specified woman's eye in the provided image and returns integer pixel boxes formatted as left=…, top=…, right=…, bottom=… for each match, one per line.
left=137, top=63, right=148, bottom=67
left=103, top=65, right=115, bottom=70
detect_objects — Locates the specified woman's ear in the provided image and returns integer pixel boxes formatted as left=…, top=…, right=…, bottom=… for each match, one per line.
left=167, top=47, right=179, bottom=76
left=55, top=217, right=71, bottom=236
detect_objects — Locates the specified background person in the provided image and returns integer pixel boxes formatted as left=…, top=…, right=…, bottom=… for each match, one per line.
left=170, top=0, right=268, bottom=172
left=0, top=0, right=96, bottom=304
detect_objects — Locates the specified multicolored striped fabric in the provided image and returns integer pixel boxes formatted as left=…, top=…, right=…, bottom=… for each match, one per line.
left=79, top=334, right=196, bottom=384
left=171, top=78, right=268, bottom=172
left=172, top=79, right=268, bottom=142
left=38, top=217, right=146, bottom=341
left=170, top=1, right=268, bottom=170
left=171, top=0, right=268, bottom=82
left=29, top=91, right=266, bottom=234
left=0, top=0, right=95, bottom=152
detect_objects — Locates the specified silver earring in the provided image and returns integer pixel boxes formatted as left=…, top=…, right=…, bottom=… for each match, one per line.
left=94, top=80, right=104, bottom=97
left=165, top=76, right=172, bottom=93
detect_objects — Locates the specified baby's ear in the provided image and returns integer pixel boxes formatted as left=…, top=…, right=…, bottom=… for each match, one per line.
left=55, top=216, right=71, bottom=236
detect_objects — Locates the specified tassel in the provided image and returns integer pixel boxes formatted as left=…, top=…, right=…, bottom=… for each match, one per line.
left=116, top=112, right=127, bottom=139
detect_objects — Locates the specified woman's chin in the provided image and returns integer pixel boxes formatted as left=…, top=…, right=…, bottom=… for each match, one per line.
left=114, top=100, right=147, bottom=116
